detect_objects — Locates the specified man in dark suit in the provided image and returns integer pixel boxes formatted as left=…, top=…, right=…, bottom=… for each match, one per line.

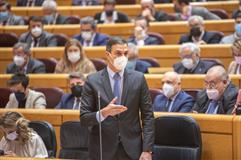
left=173, top=42, right=220, bottom=74
left=18, top=16, right=57, bottom=48
left=94, top=0, right=130, bottom=24
left=16, top=0, right=44, bottom=6
left=42, top=0, right=68, bottom=25
left=179, top=15, right=223, bottom=44
left=56, top=73, right=85, bottom=109
left=0, top=2, right=25, bottom=26
left=192, top=66, right=238, bottom=114
left=80, top=37, right=154, bottom=160
left=6, top=42, right=46, bottom=74
left=153, top=71, right=194, bottom=112
left=73, top=16, right=109, bottom=47
left=128, top=16, right=163, bottom=46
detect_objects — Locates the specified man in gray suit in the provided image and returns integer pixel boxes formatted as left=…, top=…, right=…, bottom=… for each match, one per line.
left=80, top=37, right=154, bottom=160
left=6, top=42, right=46, bottom=74
left=173, top=0, right=220, bottom=20
left=0, top=1, right=25, bottom=26
left=18, top=16, right=57, bottom=48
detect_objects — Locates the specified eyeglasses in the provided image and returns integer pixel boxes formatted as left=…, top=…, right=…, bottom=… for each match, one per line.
left=204, top=80, right=222, bottom=89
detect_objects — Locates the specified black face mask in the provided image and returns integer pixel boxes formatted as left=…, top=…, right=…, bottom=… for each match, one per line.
left=190, top=26, right=202, bottom=37
left=105, top=10, right=114, bottom=17
left=71, top=85, right=83, bottom=98
left=14, top=91, right=26, bottom=102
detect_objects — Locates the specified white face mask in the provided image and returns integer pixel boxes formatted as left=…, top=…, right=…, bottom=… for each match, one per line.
left=81, top=31, right=92, bottom=41
left=235, top=56, right=241, bottom=65
left=68, top=52, right=81, bottom=64
left=162, top=83, right=175, bottom=98
left=31, top=27, right=42, bottom=38
left=6, top=131, right=18, bottom=141
left=113, top=56, right=128, bottom=71
left=206, top=89, right=219, bottom=100
left=182, top=58, right=194, bottom=69
left=14, top=55, right=25, bottom=67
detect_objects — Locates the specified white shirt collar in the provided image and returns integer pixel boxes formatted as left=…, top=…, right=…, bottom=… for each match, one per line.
left=100, top=11, right=118, bottom=24
left=107, top=65, right=124, bottom=79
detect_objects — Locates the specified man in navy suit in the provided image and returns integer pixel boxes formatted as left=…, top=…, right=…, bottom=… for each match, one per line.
left=179, top=15, right=223, bottom=44
left=56, top=73, right=86, bottom=109
left=153, top=71, right=194, bottom=112
left=73, top=16, right=109, bottom=47
left=173, top=42, right=220, bottom=74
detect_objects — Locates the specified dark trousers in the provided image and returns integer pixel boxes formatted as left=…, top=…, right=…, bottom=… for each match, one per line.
left=115, top=142, right=132, bottom=160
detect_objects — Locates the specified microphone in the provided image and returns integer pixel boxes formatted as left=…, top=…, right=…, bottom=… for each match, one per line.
left=98, top=91, right=103, bottom=160
left=236, top=89, right=241, bottom=115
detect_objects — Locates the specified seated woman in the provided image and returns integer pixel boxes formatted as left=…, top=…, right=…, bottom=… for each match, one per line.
left=228, top=39, right=241, bottom=74
left=55, top=39, right=96, bottom=74
left=0, top=111, right=48, bottom=158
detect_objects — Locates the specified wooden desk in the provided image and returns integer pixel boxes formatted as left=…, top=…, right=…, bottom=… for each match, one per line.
left=0, top=109, right=239, bottom=160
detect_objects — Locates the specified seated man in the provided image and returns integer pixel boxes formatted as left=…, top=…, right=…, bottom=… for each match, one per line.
left=16, top=0, right=44, bottom=6
left=220, top=11, right=241, bottom=44
left=153, top=71, right=194, bottom=112
left=126, top=43, right=151, bottom=73
left=232, top=0, right=241, bottom=18
left=56, top=73, right=85, bottom=109
left=6, top=42, right=46, bottom=74
left=179, top=15, right=223, bottom=44
left=19, top=16, right=57, bottom=48
left=72, top=0, right=99, bottom=6
left=0, top=1, right=25, bottom=26
left=42, top=0, right=68, bottom=25
left=94, top=0, right=129, bottom=24
left=140, top=0, right=168, bottom=22
left=5, top=73, right=46, bottom=109
left=173, top=42, right=220, bottom=74
left=128, top=16, right=163, bottom=46
left=192, top=66, right=238, bottom=114
left=73, top=16, right=109, bottom=47
left=173, top=0, right=220, bottom=20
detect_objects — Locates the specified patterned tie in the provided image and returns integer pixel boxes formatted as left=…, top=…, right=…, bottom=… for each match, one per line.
left=166, top=99, right=172, bottom=112
left=113, top=73, right=121, bottom=105
left=73, top=98, right=80, bottom=110
left=206, top=100, right=218, bottom=114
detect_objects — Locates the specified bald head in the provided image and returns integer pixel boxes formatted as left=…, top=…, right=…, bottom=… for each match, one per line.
left=162, top=71, right=181, bottom=98
left=206, top=66, right=228, bottom=82
left=163, top=71, right=181, bottom=83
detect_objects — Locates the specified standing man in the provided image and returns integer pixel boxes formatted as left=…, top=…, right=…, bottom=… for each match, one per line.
left=80, top=37, right=154, bottom=160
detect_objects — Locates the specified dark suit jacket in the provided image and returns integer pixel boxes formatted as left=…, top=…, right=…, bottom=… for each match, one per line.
left=16, top=0, right=44, bottom=6
left=191, top=6, right=221, bottom=20
left=94, top=11, right=130, bottom=24
left=19, top=31, right=57, bottom=47
left=128, top=35, right=162, bottom=45
left=5, top=15, right=25, bottom=25
left=135, top=60, right=152, bottom=73
left=153, top=91, right=194, bottom=112
left=43, top=14, right=68, bottom=25
left=179, top=31, right=223, bottom=44
left=192, top=83, right=238, bottom=114
left=73, top=32, right=109, bottom=46
left=56, top=93, right=75, bottom=109
left=6, top=58, right=46, bottom=74
left=80, top=68, right=154, bottom=160
left=173, top=59, right=219, bottom=74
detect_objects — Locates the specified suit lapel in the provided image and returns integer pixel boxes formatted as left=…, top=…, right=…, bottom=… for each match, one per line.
left=121, top=69, right=130, bottom=105
left=101, top=68, right=114, bottom=101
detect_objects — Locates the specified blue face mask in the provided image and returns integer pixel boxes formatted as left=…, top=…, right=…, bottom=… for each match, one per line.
left=235, top=23, right=241, bottom=36
left=0, top=11, right=9, bottom=22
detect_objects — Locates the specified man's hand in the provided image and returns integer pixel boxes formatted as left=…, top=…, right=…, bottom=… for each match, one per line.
left=4, top=151, right=16, bottom=157
left=139, top=151, right=152, bottom=160
left=142, top=9, right=155, bottom=21
left=100, top=97, right=127, bottom=118
left=197, top=40, right=206, bottom=45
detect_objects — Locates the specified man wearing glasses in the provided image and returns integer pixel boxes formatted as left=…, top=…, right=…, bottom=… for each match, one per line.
left=192, top=66, right=238, bottom=114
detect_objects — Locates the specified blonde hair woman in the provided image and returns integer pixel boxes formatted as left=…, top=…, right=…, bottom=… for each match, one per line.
left=55, top=39, right=96, bottom=74
left=228, top=39, right=241, bottom=74
left=0, top=112, right=48, bottom=158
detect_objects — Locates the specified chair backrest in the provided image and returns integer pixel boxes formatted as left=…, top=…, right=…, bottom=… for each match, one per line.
left=148, top=32, right=165, bottom=44
left=210, top=9, right=229, bottom=19
left=90, top=58, right=107, bottom=71
left=0, top=33, right=18, bottom=47
left=116, top=0, right=136, bottom=4
left=34, top=87, right=64, bottom=108
left=202, top=58, right=224, bottom=67
left=66, top=16, right=80, bottom=24
left=140, top=57, right=160, bottom=67
left=0, top=88, right=11, bottom=108
left=29, top=121, right=57, bottom=158
left=149, top=88, right=162, bottom=103
left=54, top=33, right=69, bottom=46
left=153, top=116, right=202, bottom=160
left=59, top=121, right=89, bottom=160
left=38, top=58, right=57, bottom=73
left=184, top=89, right=200, bottom=101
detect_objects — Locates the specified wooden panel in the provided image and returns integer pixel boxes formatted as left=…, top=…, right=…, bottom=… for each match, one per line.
left=232, top=116, right=241, bottom=160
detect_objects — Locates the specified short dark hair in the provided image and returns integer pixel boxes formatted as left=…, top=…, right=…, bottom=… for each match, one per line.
left=0, top=1, right=11, bottom=10
left=234, top=11, right=241, bottom=19
left=7, top=73, right=29, bottom=89
left=106, top=36, right=127, bottom=52
left=69, top=72, right=86, bottom=81
left=177, top=0, right=190, bottom=5
left=80, top=16, right=97, bottom=29
left=28, top=16, right=43, bottom=26
left=13, top=42, right=30, bottom=55
left=104, top=0, right=116, bottom=5
left=135, top=16, right=150, bottom=27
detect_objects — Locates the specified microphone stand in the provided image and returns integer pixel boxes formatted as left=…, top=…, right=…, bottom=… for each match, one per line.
left=98, top=91, right=103, bottom=160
